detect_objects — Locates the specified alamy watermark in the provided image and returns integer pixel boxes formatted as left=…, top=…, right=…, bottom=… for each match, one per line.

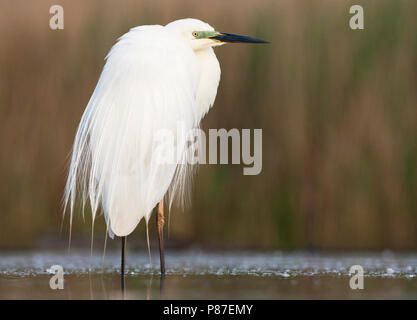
left=153, top=122, right=262, bottom=175
left=48, top=265, right=64, bottom=290
left=349, top=265, right=364, bottom=290
left=349, top=5, right=364, bottom=30
left=49, top=5, right=64, bottom=30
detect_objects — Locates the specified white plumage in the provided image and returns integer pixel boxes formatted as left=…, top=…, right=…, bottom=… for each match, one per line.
left=64, top=19, right=221, bottom=238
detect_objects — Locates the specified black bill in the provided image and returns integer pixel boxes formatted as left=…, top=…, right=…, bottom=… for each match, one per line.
left=210, top=32, right=269, bottom=44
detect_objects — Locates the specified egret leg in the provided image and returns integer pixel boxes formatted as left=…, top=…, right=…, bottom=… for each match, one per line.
left=121, top=236, right=126, bottom=296
left=156, top=200, right=166, bottom=275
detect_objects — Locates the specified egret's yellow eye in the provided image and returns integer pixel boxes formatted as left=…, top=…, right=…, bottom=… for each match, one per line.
left=192, top=31, right=199, bottom=38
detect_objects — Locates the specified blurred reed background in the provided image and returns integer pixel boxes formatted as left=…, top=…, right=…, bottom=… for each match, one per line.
left=0, top=0, right=416, bottom=250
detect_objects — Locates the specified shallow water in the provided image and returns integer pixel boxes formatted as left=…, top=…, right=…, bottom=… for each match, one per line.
left=0, top=250, right=416, bottom=299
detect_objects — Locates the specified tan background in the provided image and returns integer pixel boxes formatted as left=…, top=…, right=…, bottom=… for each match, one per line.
left=0, top=0, right=416, bottom=250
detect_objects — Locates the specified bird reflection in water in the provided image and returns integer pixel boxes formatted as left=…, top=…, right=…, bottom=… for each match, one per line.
left=120, top=272, right=164, bottom=300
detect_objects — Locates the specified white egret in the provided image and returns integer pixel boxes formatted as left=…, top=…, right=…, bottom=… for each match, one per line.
left=64, top=18, right=267, bottom=276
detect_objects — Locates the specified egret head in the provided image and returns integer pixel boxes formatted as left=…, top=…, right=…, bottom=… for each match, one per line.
left=165, top=18, right=268, bottom=51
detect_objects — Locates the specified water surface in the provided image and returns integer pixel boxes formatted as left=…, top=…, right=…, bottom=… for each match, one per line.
left=0, top=250, right=416, bottom=299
